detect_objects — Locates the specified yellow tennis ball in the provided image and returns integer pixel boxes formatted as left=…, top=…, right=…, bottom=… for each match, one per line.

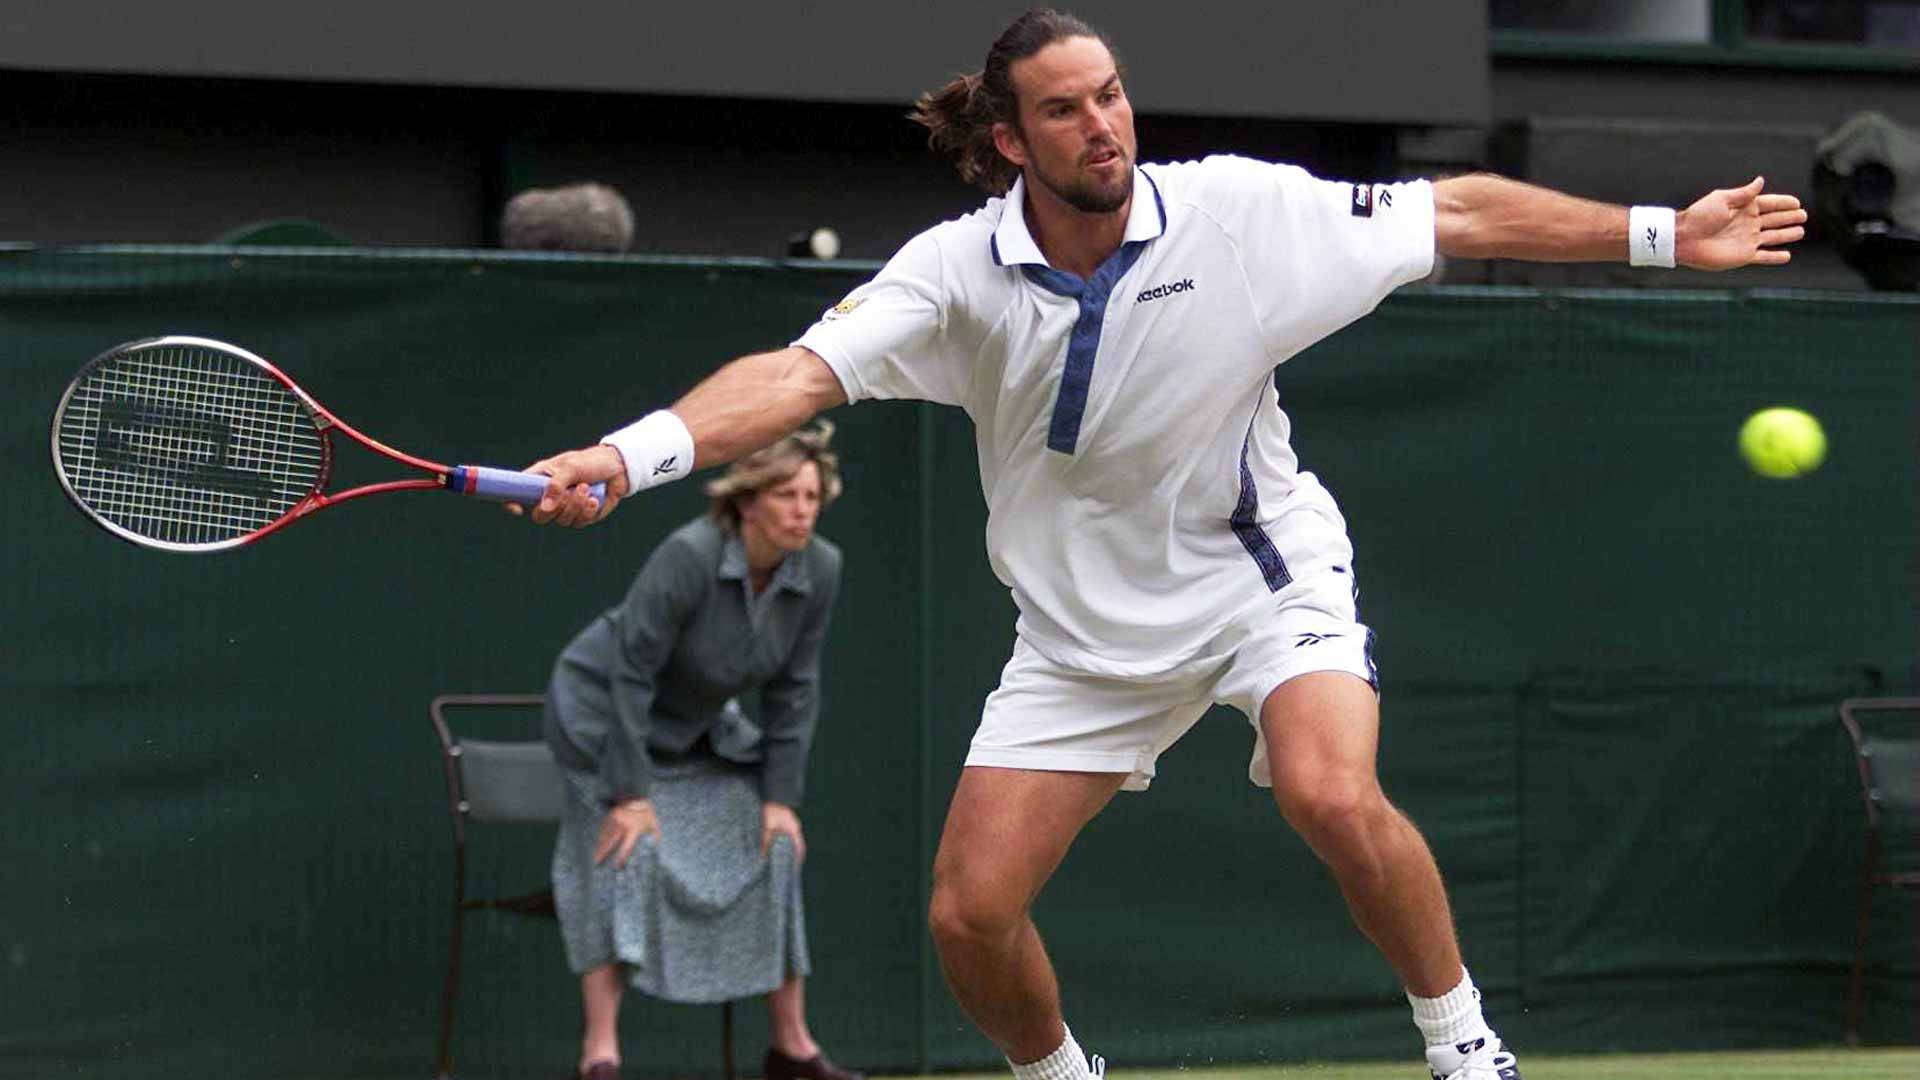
left=1739, top=407, right=1827, bottom=478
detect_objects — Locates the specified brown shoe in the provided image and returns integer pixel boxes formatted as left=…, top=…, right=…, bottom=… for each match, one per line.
left=764, top=1047, right=865, bottom=1080
left=579, top=1061, right=620, bottom=1080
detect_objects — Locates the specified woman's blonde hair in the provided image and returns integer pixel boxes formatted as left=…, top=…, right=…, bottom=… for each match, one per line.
left=704, top=421, right=843, bottom=533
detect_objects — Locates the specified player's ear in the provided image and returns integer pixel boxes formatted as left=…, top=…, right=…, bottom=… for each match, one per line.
left=992, top=120, right=1027, bottom=168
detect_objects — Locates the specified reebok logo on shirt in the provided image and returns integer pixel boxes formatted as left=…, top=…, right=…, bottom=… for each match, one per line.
left=1351, top=183, right=1393, bottom=217
left=1136, top=278, right=1195, bottom=304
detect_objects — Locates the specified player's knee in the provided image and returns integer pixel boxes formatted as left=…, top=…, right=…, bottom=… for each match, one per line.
left=927, top=875, right=1024, bottom=947
left=1272, top=772, right=1387, bottom=845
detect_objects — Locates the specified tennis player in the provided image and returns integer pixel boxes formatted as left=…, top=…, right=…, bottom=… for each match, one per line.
left=521, top=10, right=1805, bottom=1079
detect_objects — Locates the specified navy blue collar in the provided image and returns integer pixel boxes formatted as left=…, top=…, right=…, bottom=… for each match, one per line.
left=997, top=170, right=1165, bottom=454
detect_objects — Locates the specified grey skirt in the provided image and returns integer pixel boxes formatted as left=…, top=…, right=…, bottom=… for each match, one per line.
left=551, top=755, right=811, bottom=1003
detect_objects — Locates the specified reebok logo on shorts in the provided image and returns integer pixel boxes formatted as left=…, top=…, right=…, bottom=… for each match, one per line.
left=1294, top=631, right=1344, bottom=647
left=1136, top=278, right=1195, bottom=304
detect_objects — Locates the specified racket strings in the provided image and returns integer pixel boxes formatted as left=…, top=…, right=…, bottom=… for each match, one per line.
left=55, top=344, right=325, bottom=547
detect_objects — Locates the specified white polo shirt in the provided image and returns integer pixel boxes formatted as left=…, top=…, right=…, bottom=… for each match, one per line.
left=795, top=155, right=1434, bottom=676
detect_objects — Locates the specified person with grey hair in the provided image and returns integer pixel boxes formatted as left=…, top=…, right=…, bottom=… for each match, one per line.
left=542, top=422, right=860, bottom=1080
left=500, top=182, right=635, bottom=253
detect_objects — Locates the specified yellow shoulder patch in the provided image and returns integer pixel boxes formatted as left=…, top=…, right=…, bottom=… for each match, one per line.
left=824, top=296, right=865, bottom=320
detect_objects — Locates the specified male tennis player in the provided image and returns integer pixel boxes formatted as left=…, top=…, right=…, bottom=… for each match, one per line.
left=521, top=10, right=1805, bottom=1080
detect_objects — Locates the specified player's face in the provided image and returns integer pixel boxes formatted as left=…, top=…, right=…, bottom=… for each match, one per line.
left=999, top=36, right=1135, bottom=214
left=740, top=460, right=823, bottom=555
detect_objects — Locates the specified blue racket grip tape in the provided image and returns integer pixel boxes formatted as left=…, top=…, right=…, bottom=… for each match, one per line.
left=445, top=465, right=607, bottom=506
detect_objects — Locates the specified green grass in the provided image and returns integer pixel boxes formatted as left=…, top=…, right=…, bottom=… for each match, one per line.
left=904, top=1047, right=1920, bottom=1080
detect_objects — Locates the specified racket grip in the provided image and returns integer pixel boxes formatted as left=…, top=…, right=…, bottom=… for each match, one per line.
left=445, top=465, right=607, bottom=506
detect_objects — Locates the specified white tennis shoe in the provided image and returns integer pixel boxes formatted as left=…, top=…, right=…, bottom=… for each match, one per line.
left=1426, top=1035, right=1521, bottom=1080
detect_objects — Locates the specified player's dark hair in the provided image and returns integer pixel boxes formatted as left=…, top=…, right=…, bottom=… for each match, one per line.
left=910, top=9, right=1118, bottom=196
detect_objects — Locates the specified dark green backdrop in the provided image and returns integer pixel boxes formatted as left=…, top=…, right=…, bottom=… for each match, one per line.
left=1, top=248, right=1913, bottom=1078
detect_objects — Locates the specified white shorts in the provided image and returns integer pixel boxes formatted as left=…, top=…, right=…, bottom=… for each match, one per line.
left=965, top=564, right=1377, bottom=792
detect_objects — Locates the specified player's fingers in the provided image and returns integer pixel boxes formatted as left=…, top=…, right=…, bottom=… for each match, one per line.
left=1723, top=176, right=1763, bottom=208
left=592, top=473, right=626, bottom=522
left=549, top=475, right=590, bottom=524
left=1756, top=193, right=1801, bottom=213
left=576, top=481, right=623, bottom=523
left=530, top=476, right=569, bottom=523
left=532, top=449, right=617, bottom=523
left=594, top=822, right=619, bottom=865
left=553, top=486, right=595, bottom=527
left=1760, top=225, right=1805, bottom=247
left=571, top=488, right=606, bottom=527
left=566, top=483, right=603, bottom=526
left=1751, top=248, right=1792, bottom=265
left=519, top=456, right=566, bottom=515
left=1759, top=208, right=1807, bottom=230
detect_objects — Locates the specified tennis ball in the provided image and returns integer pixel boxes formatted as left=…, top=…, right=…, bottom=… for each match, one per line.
left=1738, top=407, right=1826, bottom=478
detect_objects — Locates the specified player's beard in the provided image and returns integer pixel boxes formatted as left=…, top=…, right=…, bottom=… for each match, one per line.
left=1032, top=142, right=1134, bottom=214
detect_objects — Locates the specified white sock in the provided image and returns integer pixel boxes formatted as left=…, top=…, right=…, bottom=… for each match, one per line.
left=1009, top=1026, right=1091, bottom=1080
left=1407, top=969, right=1494, bottom=1050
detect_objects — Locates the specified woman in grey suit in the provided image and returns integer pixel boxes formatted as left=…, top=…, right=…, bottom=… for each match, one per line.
left=544, top=422, right=862, bottom=1080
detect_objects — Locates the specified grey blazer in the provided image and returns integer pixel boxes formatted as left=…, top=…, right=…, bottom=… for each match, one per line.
left=543, top=515, right=843, bottom=807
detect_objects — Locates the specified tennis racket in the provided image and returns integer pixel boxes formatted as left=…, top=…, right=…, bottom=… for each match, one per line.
left=50, top=335, right=602, bottom=553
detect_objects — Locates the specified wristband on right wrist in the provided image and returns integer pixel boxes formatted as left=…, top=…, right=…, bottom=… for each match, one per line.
left=1629, top=205, right=1677, bottom=268
left=601, top=410, right=694, bottom=494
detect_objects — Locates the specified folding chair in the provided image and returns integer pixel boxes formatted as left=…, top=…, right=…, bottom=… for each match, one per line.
left=1837, top=696, right=1920, bottom=1047
left=430, top=693, right=738, bottom=1080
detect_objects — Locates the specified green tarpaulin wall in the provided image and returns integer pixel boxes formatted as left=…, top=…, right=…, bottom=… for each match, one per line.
left=2, top=248, right=1914, bottom=1079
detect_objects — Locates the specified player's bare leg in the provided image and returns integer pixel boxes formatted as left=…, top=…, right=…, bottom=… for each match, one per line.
left=578, top=963, right=623, bottom=1074
left=928, top=766, right=1126, bottom=1066
left=1261, top=670, right=1519, bottom=1079
left=1260, top=670, right=1460, bottom=990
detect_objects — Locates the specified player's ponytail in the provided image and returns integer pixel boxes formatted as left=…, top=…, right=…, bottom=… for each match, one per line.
left=910, top=8, right=1117, bottom=196
left=911, top=72, right=1008, bottom=195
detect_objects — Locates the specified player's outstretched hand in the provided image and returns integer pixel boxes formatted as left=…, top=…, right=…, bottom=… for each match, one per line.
left=1678, top=176, right=1807, bottom=270
left=511, top=444, right=631, bottom=526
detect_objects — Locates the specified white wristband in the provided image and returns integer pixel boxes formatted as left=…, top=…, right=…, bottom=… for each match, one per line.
left=601, top=410, right=694, bottom=493
left=1629, top=205, right=1676, bottom=268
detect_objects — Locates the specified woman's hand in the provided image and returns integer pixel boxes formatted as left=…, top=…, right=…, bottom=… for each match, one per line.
left=595, top=798, right=660, bottom=868
left=761, top=801, right=805, bottom=863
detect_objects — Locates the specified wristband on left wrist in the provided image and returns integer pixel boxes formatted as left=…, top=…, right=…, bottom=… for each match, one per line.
left=1629, top=205, right=1677, bottom=268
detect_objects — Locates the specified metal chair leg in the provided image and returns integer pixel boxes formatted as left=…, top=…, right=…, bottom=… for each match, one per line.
left=436, top=907, right=466, bottom=1079
left=1846, top=840, right=1879, bottom=1048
